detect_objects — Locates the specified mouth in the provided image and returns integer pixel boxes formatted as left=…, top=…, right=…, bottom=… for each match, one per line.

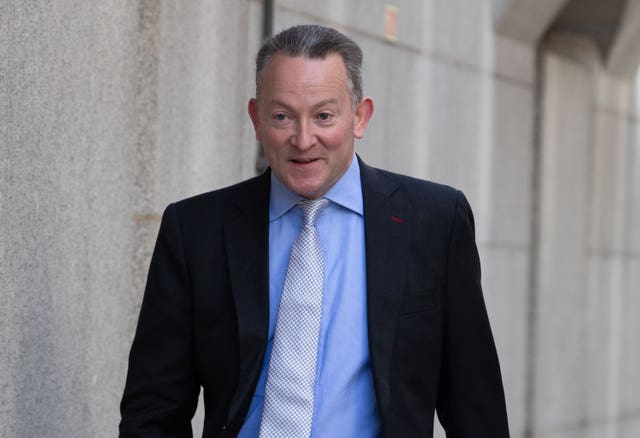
left=290, top=157, right=320, bottom=164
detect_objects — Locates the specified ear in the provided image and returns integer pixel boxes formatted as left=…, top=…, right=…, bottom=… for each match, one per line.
left=248, top=98, right=262, bottom=142
left=353, top=97, right=374, bottom=139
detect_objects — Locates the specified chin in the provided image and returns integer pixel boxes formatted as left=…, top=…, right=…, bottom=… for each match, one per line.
left=285, top=177, right=323, bottom=199
left=295, top=188, right=321, bottom=199
left=292, top=184, right=323, bottom=199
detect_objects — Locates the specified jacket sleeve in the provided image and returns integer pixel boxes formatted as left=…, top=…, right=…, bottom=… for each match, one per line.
left=435, top=191, right=510, bottom=437
left=120, top=204, right=199, bottom=437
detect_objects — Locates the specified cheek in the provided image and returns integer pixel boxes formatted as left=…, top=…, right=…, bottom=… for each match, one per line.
left=261, top=131, right=287, bottom=157
left=325, top=128, right=354, bottom=153
left=266, top=126, right=290, bottom=142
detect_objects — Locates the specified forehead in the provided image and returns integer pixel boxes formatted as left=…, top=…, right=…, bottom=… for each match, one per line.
left=259, top=53, right=349, bottom=98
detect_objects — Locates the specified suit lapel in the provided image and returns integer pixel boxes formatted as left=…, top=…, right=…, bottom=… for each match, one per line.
left=360, top=158, right=412, bottom=428
left=223, top=172, right=271, bottom=430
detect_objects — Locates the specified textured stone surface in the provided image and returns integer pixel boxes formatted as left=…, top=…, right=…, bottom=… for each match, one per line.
left=493, top=33, right=536, bottom=84
left=154, top=0, right=260, bottom=211
left=1, top=1, right=260, bottom=436
left=480, top=245, right=530, bottom=436
left=535, top=49, right=594, bottom=432
left=626, top=119, right=640, bottom=254
left=589, top=110, right=629, bottom=252
left=584, top=256, right=625, bottom=421
left=533, top=42, right=640, bottom=437
left=620, top=260, right=640, bottom=413
left=487, top=78, right=535, bottom=247
left=1, top=2, right=139, bottom=436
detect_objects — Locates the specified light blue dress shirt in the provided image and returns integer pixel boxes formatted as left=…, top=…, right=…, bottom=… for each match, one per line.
left=238, top=156, right=381, bottom=437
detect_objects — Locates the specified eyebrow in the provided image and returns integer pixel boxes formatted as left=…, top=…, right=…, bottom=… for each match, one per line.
left=268, top=98, right=339, bottom=111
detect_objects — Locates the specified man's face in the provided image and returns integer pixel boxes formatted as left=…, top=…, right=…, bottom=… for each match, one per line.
left=248, top=52, right=373, bottom=199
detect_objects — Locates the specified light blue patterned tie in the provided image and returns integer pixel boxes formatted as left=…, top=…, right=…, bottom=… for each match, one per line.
left=259, top=197, right=330, bottom=438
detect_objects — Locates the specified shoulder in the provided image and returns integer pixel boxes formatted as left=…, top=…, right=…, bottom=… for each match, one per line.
left=166, top=171, right=270, bottom=226
left=367, top=165, right=457, bottom=195
left=176, top=171, right=268, bottom=207
left=358, top=158, right=474, bottom=235
left=359, top=159, right=463, bottom=207
left=358, top=160, right=477, bottom=253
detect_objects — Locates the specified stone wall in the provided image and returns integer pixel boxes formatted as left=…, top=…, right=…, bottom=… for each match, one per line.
left=1, top=1, right=260, bottom=436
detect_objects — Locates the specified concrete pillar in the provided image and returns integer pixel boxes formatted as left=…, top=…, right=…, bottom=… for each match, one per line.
left=618, top=72, right=640, bottom=436
left=1, top=3, right=139, bottom=436
left=534, top=32, right=640, bottom=437
left=536, top=35, right=598, bottom=437
left=0, top=1, right=261, bottom=436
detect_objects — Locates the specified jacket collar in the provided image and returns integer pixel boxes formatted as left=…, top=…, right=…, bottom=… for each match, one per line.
left=359, top=157, right=412, bottom=432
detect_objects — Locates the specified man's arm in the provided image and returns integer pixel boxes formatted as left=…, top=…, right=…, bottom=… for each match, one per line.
left=436, top=191, right=510, bottom=437
left=120, top=204, right=199, bottom=437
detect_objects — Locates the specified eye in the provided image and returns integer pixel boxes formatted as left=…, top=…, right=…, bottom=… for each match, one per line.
left=317, top=112, right=332, bottom=121
left=274, top=113, right=287, bottom=121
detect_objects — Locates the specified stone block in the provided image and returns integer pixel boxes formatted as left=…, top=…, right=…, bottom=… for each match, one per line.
left=421, top=0, right=493, bottom=70
left=594, top=70, right=632, bottom=113
left=533, top=426, right=585, bottom=438
left=624, top=122, right=640, bottom=253
left=486, top=78, right=535, bottom=247
left=276, top=0, right=492, bottom=69
left=275, top=0, right=427, bottom=54
left=351, top=35, right=395, bottom=169
left=361, top=42, right=433, bottom=178
left=619, top=259, right=640, bottom=414
left=154, top=0, right=262, bottom=211
left=479, top=245, right=529, bottom=436
left=493, top=33, right=536, bottom=85
left=421, top=61, right=492, bottom=207
left=619, top=415, right=640, bottom=438
left=583, top=255, right=625, bottom=421
left=588, top=109, right=630, bottom=253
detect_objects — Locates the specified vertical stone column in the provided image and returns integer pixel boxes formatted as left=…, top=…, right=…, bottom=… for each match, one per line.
left=533, top=32, right=640, bottom=437
left=535, top=34, right=598, bottom=436
left=0, top=2, right=139, bottom=436
left=0, top=1, right=261, bottom=436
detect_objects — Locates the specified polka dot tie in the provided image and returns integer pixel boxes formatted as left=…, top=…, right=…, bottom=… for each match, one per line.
left=259, top=198, right=330, bottom=438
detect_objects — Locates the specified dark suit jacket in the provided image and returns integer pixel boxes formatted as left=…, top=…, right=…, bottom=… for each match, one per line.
left=120, top=158, right=509, bottom=437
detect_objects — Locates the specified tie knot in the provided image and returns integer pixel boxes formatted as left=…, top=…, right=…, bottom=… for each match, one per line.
left=298, top=198, right=330, bottom=226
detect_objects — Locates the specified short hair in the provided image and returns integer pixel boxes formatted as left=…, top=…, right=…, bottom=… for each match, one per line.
left=255, top=24, right=364, bottom=108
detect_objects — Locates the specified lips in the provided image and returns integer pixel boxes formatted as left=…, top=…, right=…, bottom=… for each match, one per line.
left=290, top=158, right=319, bottom=164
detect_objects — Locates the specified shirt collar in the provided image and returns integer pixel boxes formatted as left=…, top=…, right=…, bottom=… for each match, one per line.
left=269, top=154, right=363, bottom=221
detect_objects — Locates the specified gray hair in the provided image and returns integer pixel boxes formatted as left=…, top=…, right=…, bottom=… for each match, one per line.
left=255, top=24, right=364, bottom=108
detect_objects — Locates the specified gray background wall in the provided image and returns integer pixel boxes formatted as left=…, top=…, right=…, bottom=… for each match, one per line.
left=2, top=1, right=639, bottom=437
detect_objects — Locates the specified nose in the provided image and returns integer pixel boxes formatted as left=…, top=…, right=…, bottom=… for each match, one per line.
left=290, top=119, right=316, bottom=150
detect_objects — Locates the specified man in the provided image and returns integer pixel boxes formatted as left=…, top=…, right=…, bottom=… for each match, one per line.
left=120, top=24, right=509, bottom=437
